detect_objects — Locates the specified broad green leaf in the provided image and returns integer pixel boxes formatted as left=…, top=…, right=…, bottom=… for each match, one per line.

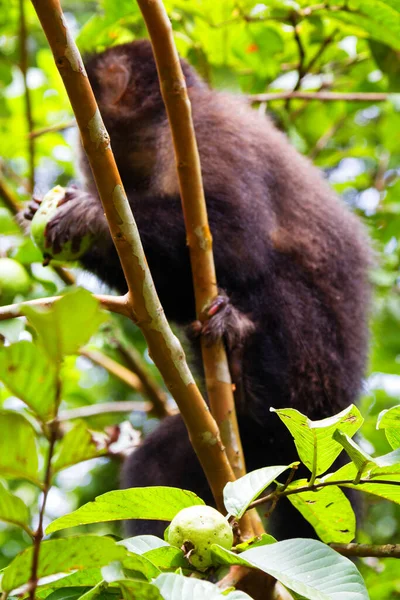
left=0, top=341, right=57, bottom=421
left=153, top=573, right=253, bottom=599
left=46, top=589, right=91, bottom=600
left=332, top=430, right=376, bottom=475
left=52, top=420, right=108, bottom=472
left=0, top=480, right=30, bottom=531
left=377, top=405, right=400, bottom=449
left=272, top=405, right=363, bottom=476
left=286, top=479, right=356, bottom=543
left=120, top=552, right=160, bottom=580
left=235, top=533, right=277, bottom=553
left=79, top=581, right=109, bottom=600
left=23, top=288, right=107, bottom=362
left=325, top=455, right=400, bottom=504
left=35, top=569, right=103, bottom=599
left=119, top=537, right=187, bottom=570
left=2, top=536, right=128, bottom=592
left=46, top=488, right=205, bottom=533
left=119, top=580, right=163, bottom=600
left=223, top=464, right=292, bottom=518
left=213, top=539, right=368, bottom=599
left=120, top=536, right=169, bottom=554
left=0, top=410, right=40, bottom=485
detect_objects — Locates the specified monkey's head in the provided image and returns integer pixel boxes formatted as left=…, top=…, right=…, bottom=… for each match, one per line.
left=85, top=39, right=205, bottom=131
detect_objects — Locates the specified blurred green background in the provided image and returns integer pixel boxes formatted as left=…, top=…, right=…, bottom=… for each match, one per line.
left=1, top=0, right=400, bottom=596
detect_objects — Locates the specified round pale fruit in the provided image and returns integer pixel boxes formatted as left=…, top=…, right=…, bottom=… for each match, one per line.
left=31, top=186, right=94, bottom=263
left=0, top=258, right=31, bottom=303
left=167, top=505, right=233, bottom=569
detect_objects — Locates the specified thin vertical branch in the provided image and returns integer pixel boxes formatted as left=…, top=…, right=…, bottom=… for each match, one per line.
left=134, top=0, right=259, bottom=538
left=28, top=419, right=58, bottom=599
left=19, top=0, right=35, bottom=193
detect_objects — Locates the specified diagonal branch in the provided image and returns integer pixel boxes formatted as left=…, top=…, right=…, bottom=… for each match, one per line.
left=30, top=0, right=236, bottom=514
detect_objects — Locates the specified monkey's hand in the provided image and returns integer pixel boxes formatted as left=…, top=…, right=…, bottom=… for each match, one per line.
left=24, top=187, right=107, bottom=255
left=190, top=293, right=255, bottom=349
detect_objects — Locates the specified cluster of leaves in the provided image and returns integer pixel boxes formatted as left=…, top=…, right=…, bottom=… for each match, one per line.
left=0, top=289, right=399, bottom=598
left=1, top=0, right=400, bottom=597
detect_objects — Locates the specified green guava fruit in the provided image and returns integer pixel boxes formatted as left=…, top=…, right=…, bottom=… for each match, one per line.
left=167, top=505, right=233, bottom=569
left=31, top=186, right=94, bottom=263
left=0, top=258, right=31, bottom=303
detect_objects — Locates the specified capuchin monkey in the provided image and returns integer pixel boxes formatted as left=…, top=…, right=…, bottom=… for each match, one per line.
left=24, top=40, right=370, bottom=539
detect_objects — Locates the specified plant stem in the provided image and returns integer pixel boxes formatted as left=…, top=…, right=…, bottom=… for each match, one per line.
left=19, top=0, right=35, bottom=192
left=331, top=543, right=400, bottom=559
left=250, top=91, right=389, bottom=103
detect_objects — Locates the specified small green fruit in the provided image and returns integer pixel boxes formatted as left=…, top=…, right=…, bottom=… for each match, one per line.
left=31, top=186, right=93, bottom=263
left=167, top=505, right=233, bottom=569
left=0, top=258, right=31, bottom=303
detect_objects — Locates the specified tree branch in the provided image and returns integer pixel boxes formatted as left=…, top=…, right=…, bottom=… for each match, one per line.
left=19, top=0, right=35, bottom=193
left=135, top=0, right=257, bottom=539
left=0, top=293, right=131, bottom=321
left=250, top=91, right=389, bottom=103
left=28, top=119, right=76, bottom=139
left=58, top=400, right=153, bottom=421
left=331, top=543, right=400, bottom=559
left=79, top=347, right=173, bottom=418
left=114, top=341, right=172, bottom=419
left=30, top=0, right=236, bottom=514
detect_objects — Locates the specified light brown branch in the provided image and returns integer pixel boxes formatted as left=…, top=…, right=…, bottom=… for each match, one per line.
left=28, top=119, right=76, bottom=139
left=0, top=293, right=131, bottom=321
left=19, top=0, right=35, bottom=192
left=331, top=543, right=400, bottom=559
left=58, top=400, right=152, bottom=421
left=136, top=0, right=256, bottom=539
left=0, top=176, right=22, bottom=213
left=115, top=342, right=172, bottom=419
left=250, top=91, right=389, bottom=103
left=30, top=0, right=236, bottom=513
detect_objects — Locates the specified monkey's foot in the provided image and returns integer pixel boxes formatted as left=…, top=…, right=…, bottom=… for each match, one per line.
left=190, top=294, right=255, bottom=349
left=23, top=196, right=42, bottom=221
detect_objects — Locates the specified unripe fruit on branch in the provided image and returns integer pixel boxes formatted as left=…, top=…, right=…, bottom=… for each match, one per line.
left=31, top=186, right=94, bottom=263
left=0, top=258, right=31, bottom=303
left=167, top=505, right=233, bottom=569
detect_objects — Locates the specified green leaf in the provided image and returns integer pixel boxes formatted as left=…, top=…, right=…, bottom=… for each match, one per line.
left=0, top=341, right=57, bottom=421
left=153, top=573, right=253, bottom=599
left=325, top=453, right=400, bottom=504
left=52, top=420, right=108, bottom=472
left=332, top=430, right=376, bottom=475
left=0, top=480, right=30, bottom=532
left=223, top=464, right=293, bottom=518
left=377, top=405, right=400, bottom=449
left=119, top=537, right=187, bottom=571
left=23, top=288, right=107, bottom=362
left=272, top=405, right=363, bottom=476
left=2, top=536, right=128, bottom=593
left=0, top=410, right=40, bottom=485
left=213, top=539, right=369, bottom=599
left=118, top=580, right=163, bottom=600
left=46, top=488, right=205, bottom=533
left=286, top=479, right=356, bottom=543
left=79, top=581, right=110, bottom=600
left=35, top=569, right=103, bottom=599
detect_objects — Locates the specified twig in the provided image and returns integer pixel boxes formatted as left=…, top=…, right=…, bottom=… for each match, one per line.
left=0, top=176, right=22, bottom=213
left=136, top=0, right=257, bottom=539
left=248, top=478, right=400, bottom=510
left=80, top=347, right=143, bottom=393
left=115, top=342, right=172, bottom=419
left=28, top=119, right=76, bottom=139
left=28, top=421, right=58, bottom=600
left=58, top=400, right=153, bottom=421
left=19, top=0, right=35, bottom=192
left=330, top=543, right=400, bottom=559
left=250, top=91, right=389, bottom=103
left=0, top=293, right=131, bottom=321
left=30, top=0, right=236, bottom=514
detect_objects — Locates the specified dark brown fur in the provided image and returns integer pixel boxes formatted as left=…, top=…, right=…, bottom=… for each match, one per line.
left=24, top=40, right=370, bottom=539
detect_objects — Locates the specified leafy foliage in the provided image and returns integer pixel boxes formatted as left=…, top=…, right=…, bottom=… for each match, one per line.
left=1, top=0, right=400, bottom=597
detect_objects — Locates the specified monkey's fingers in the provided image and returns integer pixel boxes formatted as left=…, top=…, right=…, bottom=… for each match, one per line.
left=23, top=196, right=42, bottom=221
